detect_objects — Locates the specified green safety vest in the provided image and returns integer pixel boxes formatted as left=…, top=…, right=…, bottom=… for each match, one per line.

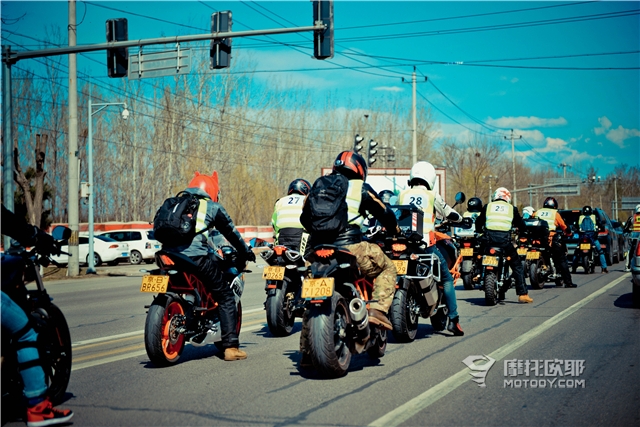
left=272, top=194, right=305, bottom=234
left=485, top=201, right=514, bottom=231
left=536, top=208, right=557, bottom=228
left=195, top=198, right=210, bottom=240
left=346, top=180, right=365, bottom=227
left=633, top=213, right=640, bottom=232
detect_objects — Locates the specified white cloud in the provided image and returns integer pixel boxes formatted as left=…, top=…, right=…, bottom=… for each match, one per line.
left=592, top=116, right=639, bottom=148
left=510, top=78, right=519, bottom=83
left=486, top=116, right=567, bottom=129
left=517, top=129, right=545, bottom=141
left=594, top=116, right=612, bottom=135
left=373, top=86, right=403, bottom=92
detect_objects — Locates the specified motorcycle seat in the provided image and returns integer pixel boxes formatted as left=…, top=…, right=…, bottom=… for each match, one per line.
left=156, top=250, right=200, bottom=272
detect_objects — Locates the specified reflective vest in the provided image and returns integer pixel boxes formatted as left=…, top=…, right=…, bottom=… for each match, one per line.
left=463, top=211, right=479, bottom=220
left=578, top=214, right=597, bottom=232
left=398, top=187, right=436, bottom=246
left=346, top=180, right=365, bottom=228
left=536, top=208, right=557, bottom=229
left=272, top=194, right=305, bottom=234
left=195, top=198, right=210, bottom=240
left=485, top=201, right=514, bottom=231
left=633, top=213, right=640, bottom=232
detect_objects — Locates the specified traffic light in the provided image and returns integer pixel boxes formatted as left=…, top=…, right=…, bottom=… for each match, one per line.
left=106, top=18, right=128, bottom=78
left=368, top=139, right=378, bottom=167
left=313, top=0, right=333, bottom=60
left=211, top=11, right=232, bottom=69
left=353, top=134, right=364, bottom=153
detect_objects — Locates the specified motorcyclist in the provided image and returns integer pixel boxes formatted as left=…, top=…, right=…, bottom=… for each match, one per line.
left=271, top=179, right=311, bottom=253
left=474, top=187, right=534, bottom=303
left=572, top=205, right=608, bottom=273
left=522, top=206, right=536, bottom=220
left=301, top=151, right=401, bottom=330
left=397, top=161, right=466, bottom=336
left=464, top=197, right=483, bottom=221
left=624, top=204, right=640, bottom=272
left=163, top=172, right=256, bottom=361
left=1, top=204, right=74, bottom=427
left=534, top=197, right=577, bottom=288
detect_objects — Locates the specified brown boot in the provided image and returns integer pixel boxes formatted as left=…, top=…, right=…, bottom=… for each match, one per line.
left=224, top=347, right=247, bottom=361
left=518, top=294, right=534, bottom=303
left=368, top=309, right=392, bottom=330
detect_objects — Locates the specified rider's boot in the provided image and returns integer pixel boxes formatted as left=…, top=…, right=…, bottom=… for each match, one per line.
left=447, top=316, right=464, bottom=336
left=224, top=347, right=247, bottom=361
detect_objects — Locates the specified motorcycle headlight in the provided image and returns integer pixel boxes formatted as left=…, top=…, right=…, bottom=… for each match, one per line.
left=285, top=250, right=301, bottom=262
left=260, top=249, right=274, bottom=261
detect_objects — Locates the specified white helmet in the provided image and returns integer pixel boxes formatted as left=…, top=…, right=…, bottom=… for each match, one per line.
left=523, top=206, right=535, bottom=217
left=409, top=161, right=437, bottom=190
left=636, top=204, right=640, bottom=214
left=492, top=187, right=511, bottom=204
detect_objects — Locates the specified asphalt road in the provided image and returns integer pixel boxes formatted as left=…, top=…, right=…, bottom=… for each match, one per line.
left=4, top=262, right=639, bottom=427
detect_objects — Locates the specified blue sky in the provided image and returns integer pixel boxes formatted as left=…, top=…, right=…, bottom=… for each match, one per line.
left=2, top=0, right=639, bottom=178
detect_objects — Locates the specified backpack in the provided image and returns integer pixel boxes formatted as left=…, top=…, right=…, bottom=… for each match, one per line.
left=153, top=191, right=206, bottom=247
left=580, top=215, right=595, bottom=232
left=301, top=174, right=350, bottom=238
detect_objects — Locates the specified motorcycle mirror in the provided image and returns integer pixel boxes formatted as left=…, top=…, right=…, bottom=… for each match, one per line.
left=455, top=192, right=466, bottom=205
left=51, top=226, right=71, bottom=241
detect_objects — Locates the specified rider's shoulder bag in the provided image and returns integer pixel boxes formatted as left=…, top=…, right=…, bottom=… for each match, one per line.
left=302, top=174, right=350, bottom=238
left=153, top=191, right=206, bottom=247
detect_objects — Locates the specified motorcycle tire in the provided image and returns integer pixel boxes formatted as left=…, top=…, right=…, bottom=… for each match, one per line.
left=308, top=293, right=351, bottom=378
left=484, top=272, right=499, bottom=306
left=367, top=329, right=387, bottom=359
left=529, top=262, right=544, bottom=290
left=144, top=295, right=186, bottom=366
left=265, top=280, right=295, bottom=337
left=461, top=273, right=474, bottom=290
left=32, top=304, right=72, bottom=405
left=430, top=306, right=448, bottom=332
left=582, top=255, right=590, bottom=275
left=389, top=283, right=420, bottom=342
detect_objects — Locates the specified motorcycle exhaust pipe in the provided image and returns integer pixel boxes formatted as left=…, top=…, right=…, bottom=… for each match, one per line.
left=349, top=298, right=370, bottom=343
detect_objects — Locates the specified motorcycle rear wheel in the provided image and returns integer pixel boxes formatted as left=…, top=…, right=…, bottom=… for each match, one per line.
left=461, top=273, right=474, bottom=290
left=484, top=273, right=499, bottom=306
left=265, top=280, right=295, bottom=337
left=308, top=293, right=351, bottom=378
left=145, top=295, right=186, bottom=366
left=582, top=255, right=590, bottom=274
left=529, top=262, right=544, bottom=290
left=389, top=283, right=419, bottom=342
left=366, top=329, right=387, bottom=359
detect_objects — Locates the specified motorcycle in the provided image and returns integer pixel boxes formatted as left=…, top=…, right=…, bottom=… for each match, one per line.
left=260, top=244, right=307, bottom=337
left=141, top=245, right=247, bottom=366
left=478, top=243, right=515, bottom=306
left=1, top=226, right=73, bottom=415
left=520, top=218, right=561, bottom=289
left=453, top=225, right=479, bottom=290
left=298, top=245, right=388, bottom=378
left=572, top=231, right=596, bottom=274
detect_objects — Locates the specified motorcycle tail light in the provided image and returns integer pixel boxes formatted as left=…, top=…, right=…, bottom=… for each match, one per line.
left=316, top=248, right=334, bottom=258
left=274, top=246, right=286, bottom=256
left=392, top=243, right=407, bottom=252
left=463, top=242, right=471, bottom=247
left=489, top=248, right=496, bottom=255
left=159, top=254, right=175, bottom=266
left=410, top=253, right=419, bottom=261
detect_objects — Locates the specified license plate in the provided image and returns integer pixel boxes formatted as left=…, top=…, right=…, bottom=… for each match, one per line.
left=301, top=277, right=334, bottom=300
left=140, top=275, right=169, bottom=293
left=122, top=252, right=128, bottom=257
left=526, top=251, right=540, bottom=260
left=393, top=260, right=408, bottom=275
left=482, top=256, right=499, bottom=266
left=580, top=243, right=591, bottom=250
left=262, top=266, right=285, bottom=280
left=517, top=248, right=527, bottom=256
left=460, top=248, right=474, bottom=257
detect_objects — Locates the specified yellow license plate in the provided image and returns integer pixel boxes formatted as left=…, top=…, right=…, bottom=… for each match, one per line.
left=393, top=260, right=408, bottom=275
left=580, top=243, right=591, bottom=250
left=482, top=256, right=499, bottom=267
left=526, top=251, right=540, bottom=260
left=460, top=248, right=474, bottom=257
left=517, top=248, right=527, bottom=256
left=262, top=266, right=285, bottom=280
left=301, top=277, right=335, bottom=300
left=140, top=275, right=169, bottom=293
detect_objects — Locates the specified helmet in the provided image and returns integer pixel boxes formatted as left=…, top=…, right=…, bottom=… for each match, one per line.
left=635, top=204, right=640, bottom=214
left=523, top=206, right=535, bottom=217
left=582, top=205, right=593, bottom=216
left=288, top=178, right=311, bottom=196
left=333, top=151, right=367, bottom=180
left=543, top=197, right=558, bottom=209
left=409, top=161, right=437, bottom=190
left=378, top=190, right=396, bottom=205
left=492, top=187, right=511, bottom=204
left=188, top=171, right=219, bottom=202
left=467, top=197, right=483, bottom=213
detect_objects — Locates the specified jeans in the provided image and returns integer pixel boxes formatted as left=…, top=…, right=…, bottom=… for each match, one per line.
left=425, top=245, right=458, bottom=319
left=572, top=233, right=606, bottom=269
left=1, top=291, right=47, bottom=400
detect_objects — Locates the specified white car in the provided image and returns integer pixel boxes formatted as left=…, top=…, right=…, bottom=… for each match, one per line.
left=52, top=235, right=130, bottom=267
left=97, top=229, right=161, bottom=265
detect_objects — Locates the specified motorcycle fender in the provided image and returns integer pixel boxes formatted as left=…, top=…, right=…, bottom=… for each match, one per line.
left=395, top=277, right=410, bottom=291
left=264, top=280, right=281, bottom=292
left=461, top=260, right=473, bottom=273
left=266, top=288, right=277, bottom=297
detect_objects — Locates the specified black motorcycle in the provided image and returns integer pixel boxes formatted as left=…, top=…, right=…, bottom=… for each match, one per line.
left=478, top=243, right=516, bottom=306
left=520, top=218, right=560, bottom=289
left=260, top=244, right=306, bottom=337
left=572, top=231, right=596, bottom=274
left=1, top=226, right=73, bottom=415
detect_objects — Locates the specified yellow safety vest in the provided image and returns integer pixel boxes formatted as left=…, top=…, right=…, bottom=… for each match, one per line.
left=398, top=187, right=437, bottom=246
left=272, top=195, right=305, bottom=234
left=346, top=180, right=365, bottom=227
left=536, top=208, right=557, bottom=229
left=578, top=214, right=597, bottom=231
left=195, top=198, right=210, bottom=240
left=485, top=201, right=514, bottom=231
left=633, top=213, right=640, bottom=232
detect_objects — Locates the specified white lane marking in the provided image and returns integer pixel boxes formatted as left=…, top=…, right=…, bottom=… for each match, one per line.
left=368, top=274, right=631, bottom=427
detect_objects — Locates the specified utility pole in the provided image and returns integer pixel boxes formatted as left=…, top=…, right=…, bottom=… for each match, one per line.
left=401, top=67, right=426, bottom=165
left=484, top=174, right=496, bottom=200
left=613, top=176, right=619, bottom=220
left=67, top=0, right=80, bottom=276
left=505, top=129, right=522, bottom=206
left=559, top=162, right=571, bottom=209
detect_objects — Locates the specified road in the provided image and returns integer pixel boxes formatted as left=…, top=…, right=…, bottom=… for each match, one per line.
left=4, top=262, right=639, bottom=427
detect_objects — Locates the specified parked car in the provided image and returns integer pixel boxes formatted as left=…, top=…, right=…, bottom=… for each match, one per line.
left=97, top=229, right=161, bottom=264
left=52, top=235, right=130, bottom=267
left=611, top=220, right=629, bottom=263
left=559, top=208, right=620, bottom=266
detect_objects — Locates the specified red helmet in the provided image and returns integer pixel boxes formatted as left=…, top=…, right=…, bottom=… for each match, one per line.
left=543, top=197, right=558, bottom=209
left=288, top=179, right=311, bottom=195
left=188, top=171, right=219, bottom=202
left=333, top=151, right=367, bottom=180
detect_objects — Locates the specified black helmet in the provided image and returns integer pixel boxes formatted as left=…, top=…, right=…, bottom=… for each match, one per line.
left=288, top=178, right=311, bottom=196
left=467, top=197, right=483, bottom=213
left=543, top=197, right=558, bottom=209
left=333, top=151, right=368, bottom=180
left=378, top=190, right=395, bottom=205
left=582, top=205, right=593, bottom=216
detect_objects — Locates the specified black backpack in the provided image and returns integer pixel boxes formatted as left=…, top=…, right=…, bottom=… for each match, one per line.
left=153, top=191, right=206, bottom=247
left=302, top=174, right=350, bottom=238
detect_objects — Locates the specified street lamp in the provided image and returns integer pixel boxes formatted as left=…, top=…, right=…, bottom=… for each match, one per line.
left=86, top=99, right=129, bottom=274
